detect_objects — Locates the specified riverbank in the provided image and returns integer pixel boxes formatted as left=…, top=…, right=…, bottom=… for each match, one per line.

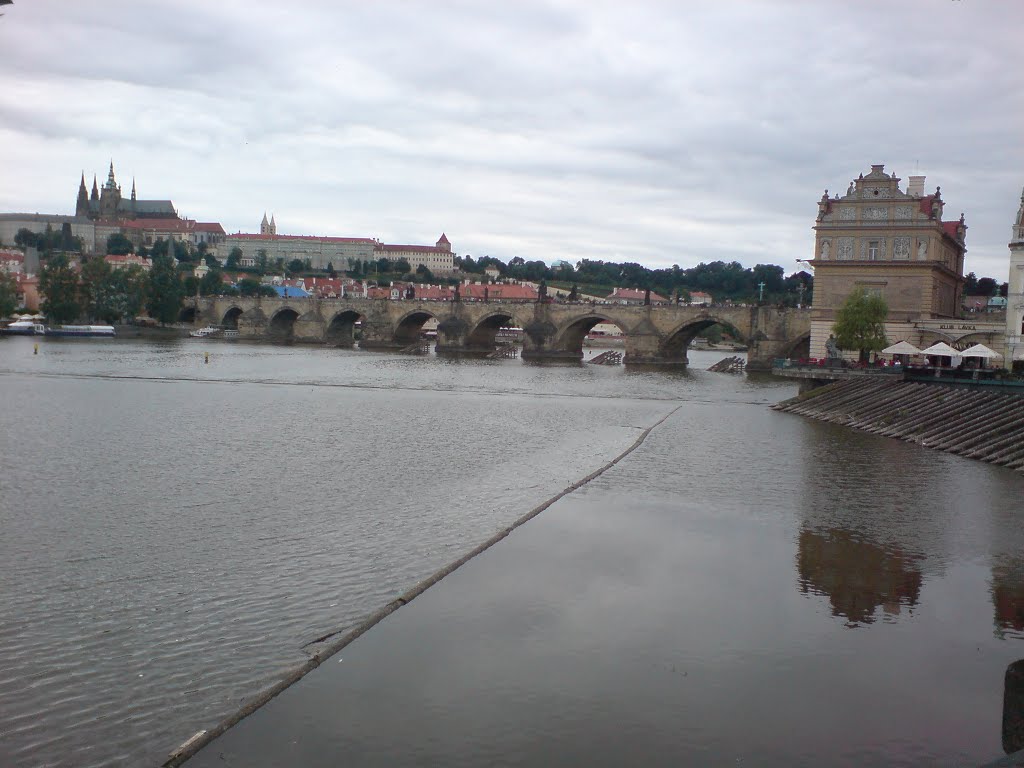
left=773, top=379, right=1024, bottom=472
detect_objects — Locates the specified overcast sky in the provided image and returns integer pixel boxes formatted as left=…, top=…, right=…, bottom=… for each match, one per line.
left=1, top=1, right=1021, bottom=278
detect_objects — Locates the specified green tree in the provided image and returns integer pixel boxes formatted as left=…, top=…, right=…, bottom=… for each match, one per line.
left=288, top=258, right=305, bottom=275
left=147, top=254, right=184, bottom=324
left=15, top=228, right=39, bottom=249
left=80, top=257, right=116, bottom=321
left=199, top=269, right=223, bottom=296
left=394, top=258, right=411, bottom=274
left=238, top=278, right=262, bottom=297
left=110, top=265, right=148, bottom=321
left=416, top=264, right=434, bottom=282
left=326, top=261, right=336, bottom=278
left=256, top=249, right=269, bottom=275
left=106, top=232, right=135, bottom=255
left=226, top=247, right=243, bottom=270
left=39, top=253, right=82, bottom=324
left=832, top=287, right=888, bottom=363
left=0, top=272, right=17, bottom=317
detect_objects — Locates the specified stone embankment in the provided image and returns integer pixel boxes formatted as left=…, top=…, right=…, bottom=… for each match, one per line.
left=773, top=379, right=1024, bottom=472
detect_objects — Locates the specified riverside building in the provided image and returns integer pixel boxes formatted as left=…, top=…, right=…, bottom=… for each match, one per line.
left=807, top=164, right=1002, bottom=359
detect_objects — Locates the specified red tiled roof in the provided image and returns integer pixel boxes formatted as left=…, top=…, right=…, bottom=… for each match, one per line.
left=437, top=233, right=450, bottom=244
left=228, top=233, right=375, bottom=244
left=460, top=283, right=537, bottom=300
left=608, top=287, right=667, bottom=302
left=376, top=243, right=446, bottom=254
left=194, top=222, right=226, bottom=233
left=0, top=250, right=25, bottom=262
left=942, top=221, right=960, bottom=238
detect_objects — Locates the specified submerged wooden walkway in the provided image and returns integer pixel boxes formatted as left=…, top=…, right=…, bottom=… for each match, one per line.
left=773, top=379, right=1024, bottom=472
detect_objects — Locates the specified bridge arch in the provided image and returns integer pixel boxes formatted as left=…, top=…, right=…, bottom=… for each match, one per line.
left=326, top=309, right=365, bottom=347
left=554, top=314, right=628, bottom=358
left=466, top=311, right=521, bottom=350
left=394, top=309, right=438, bottom=345
left=661, top=317, right=745, bottom=359
left=179, top=306, right=197, bottom=324
left=268, top=307, right=300, bottom=340
left=782, top=333, right=811, bottom=360
left=221, top=306, right=244, bottom=329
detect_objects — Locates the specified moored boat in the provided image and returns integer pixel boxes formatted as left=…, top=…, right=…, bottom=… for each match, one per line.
left=1, top=320, right=47, bottom=336
left=189, top=326, right=223, bottom=338
left=45, top=325, right=116, bottom=337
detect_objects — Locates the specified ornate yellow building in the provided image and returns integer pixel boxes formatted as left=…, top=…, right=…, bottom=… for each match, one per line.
left=807, top=164, right=982, bottom=359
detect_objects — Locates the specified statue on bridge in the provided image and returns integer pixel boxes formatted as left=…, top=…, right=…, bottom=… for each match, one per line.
left=825, top=334, right=842, bottom=361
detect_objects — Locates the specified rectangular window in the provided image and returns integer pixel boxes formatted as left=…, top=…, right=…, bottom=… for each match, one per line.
left=868, top=241, right=880, bottom=260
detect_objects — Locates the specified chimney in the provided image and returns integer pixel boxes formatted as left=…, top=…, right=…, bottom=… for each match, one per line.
left=908, top=175, right=926, bottom=197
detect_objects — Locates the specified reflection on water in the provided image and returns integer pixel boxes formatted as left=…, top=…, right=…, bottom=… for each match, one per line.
left=993, top=557, right=1024, bottom=638
left=797, top=526, right=922, bottom=626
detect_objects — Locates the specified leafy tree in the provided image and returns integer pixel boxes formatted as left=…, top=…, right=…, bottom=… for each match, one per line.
left=832, top=287, right=888, bottom=363
left=110, top=265, right=148, bottom=321
left=327, top=262, right=337, bottom=278
left=375, top=257, right=393, bottom=273
left=288, top=258, right=305, bottom=275
left=416, top=264, right=434, bottom=282
left=199, top=269, right=223, bottom=296
left=147, top=254, right=184, bottom=324
left=106, top=232, right=135, bottom=255
left=963, top=272, right=978, bottom=294
left=80, top=257, right=115, bottom=321
left=256, top=249, right=269, bottom=275
left=203, top=253, right=221, bottom=269
left=226, top=247, right=243, bottom=270
left=39, top=253, right=82, bottom=324
left=976, top=277, right=999, bottom=296
left=258, top=284, right=278, bottom=297
left=0, top=272, right=17, bottom=317
left=394, top=258, right=411, bottom=274
left=14, top=228, right=39, bottom=249
left=183, top=275, right=200, bottom=296
left=238, top=278, right=262, bottom=297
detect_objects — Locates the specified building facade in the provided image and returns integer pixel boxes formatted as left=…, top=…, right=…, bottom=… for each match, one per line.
left=218, top=222, right=378, bottom=271
left=1005, top=187, right=1024, bottom=366
left=374, top=233, right=456, bottom=274
left=808, top=164, right=979, bottom=359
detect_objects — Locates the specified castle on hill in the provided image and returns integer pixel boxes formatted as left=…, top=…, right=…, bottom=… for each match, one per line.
left=75, top=162, right=178, bottom=221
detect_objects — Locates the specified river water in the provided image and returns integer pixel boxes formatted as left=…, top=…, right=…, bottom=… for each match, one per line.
left=0, top=336, right=1022, bottom=767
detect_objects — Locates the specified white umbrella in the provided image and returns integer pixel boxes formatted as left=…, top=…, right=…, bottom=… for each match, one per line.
left=959, top=343, right=1002, bottom=359
left=920, top=342, right=961, bottom=357
left=881, top=340, right=922, bottom=355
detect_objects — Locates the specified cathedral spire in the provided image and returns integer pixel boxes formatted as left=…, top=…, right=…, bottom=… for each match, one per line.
left=131, top=177, right=137, bottom=201
left=106, top=160, right=116, bottom=189
left=76, top=172, right=89, bottom=217
left=91, top=175, right=99, bottom=201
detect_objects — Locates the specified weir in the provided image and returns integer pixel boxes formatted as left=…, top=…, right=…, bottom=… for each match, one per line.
left=184, top=296, right=810, bottom=370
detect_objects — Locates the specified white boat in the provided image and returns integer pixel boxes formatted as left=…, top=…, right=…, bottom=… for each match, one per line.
left=45, top=325, right=116, bottom=337
left=189, top=326, right=223, bottom=338
left=1, top=320, right=47, bottom=335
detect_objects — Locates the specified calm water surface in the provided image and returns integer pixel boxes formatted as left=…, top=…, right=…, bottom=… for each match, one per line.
left=1, top=336, right=1021, bottom=767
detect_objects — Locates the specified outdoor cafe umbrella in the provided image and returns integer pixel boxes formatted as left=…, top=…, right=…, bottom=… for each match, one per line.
left=959, top=343, right=1002, bottom=360
left=920, top=342, right=961, bottom=357
left=881, top=341, right=923, bottom=355
left=920, top=341, right=961, bottom=367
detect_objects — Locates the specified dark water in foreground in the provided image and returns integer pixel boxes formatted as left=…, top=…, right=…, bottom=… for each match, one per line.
left=1, top=337, right=1022, bottom=767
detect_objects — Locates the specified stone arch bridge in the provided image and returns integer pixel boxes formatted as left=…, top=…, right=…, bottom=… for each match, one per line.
left=184, top=296, right=810, bottom=370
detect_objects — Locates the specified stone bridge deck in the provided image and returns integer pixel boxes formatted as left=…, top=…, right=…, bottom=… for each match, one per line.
left=185, top=296, right=810, bottom=370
